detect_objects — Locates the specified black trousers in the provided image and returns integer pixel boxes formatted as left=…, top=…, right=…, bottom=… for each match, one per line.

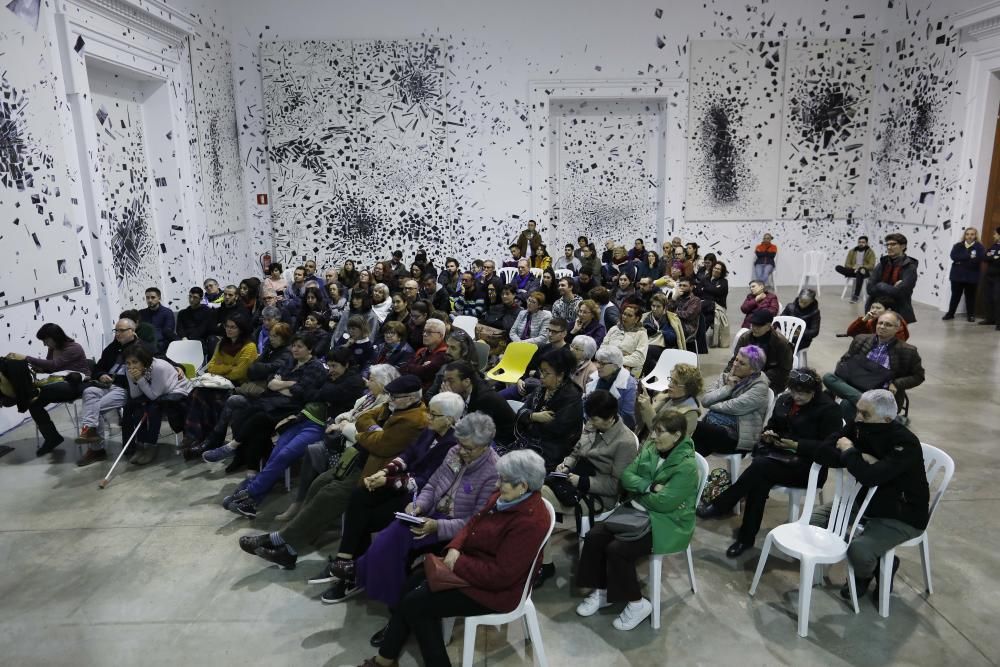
left=576, top=522, right=654, bottom=603
left=693, top=421, right=740, bottom=456
left=712, top=456, right=821, bottom=544
left=380, top=572, right=495, bottom=667
left=835, top=265, right=869, bottom=297
left=28, top=381, right=82, bottom=443
left=338, top=486, right=408, bottom=556
left=233, top=412, right=279, bottom=470
left=947, top=281, right=978, bottom=316
left=984, top=273, right=1000, bottom=322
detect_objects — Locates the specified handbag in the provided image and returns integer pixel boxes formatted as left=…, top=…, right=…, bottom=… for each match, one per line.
left=544, top=475, right=581, bottom=507
left=600, top=504, right=652, bottom=541
left=701, top=467, right=732, bottom=505
left=423, top=553, right=470, bottom=592
left=835, top=355, right=892, bottom=391
left=235, top=380, right=267, bottom=397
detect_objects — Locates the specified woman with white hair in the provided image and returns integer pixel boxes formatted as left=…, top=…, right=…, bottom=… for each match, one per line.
left=326, top=412, right=499, bottom=610
left=371, top=283, right=392, bottom=323
left=276, top=363, right=399, bottom=521
left=357, top=449, right=551, bottom=667
left=693, top=344, right=771, bottom=457
left=585, top=345, right=638, bottom=429
left=569, top=334, right=598, bottom=391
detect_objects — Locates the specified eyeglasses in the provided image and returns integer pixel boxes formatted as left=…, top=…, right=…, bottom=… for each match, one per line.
left=787, top=369, right=814, bottom=383
left=112, top=328, right=133, bottom=333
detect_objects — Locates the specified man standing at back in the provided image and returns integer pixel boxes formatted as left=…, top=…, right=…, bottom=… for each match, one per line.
left=866, top=233, right=919, bottom=323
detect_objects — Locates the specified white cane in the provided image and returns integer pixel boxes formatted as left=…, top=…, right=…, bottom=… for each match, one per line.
left=98, top=412, right=147, bottom=489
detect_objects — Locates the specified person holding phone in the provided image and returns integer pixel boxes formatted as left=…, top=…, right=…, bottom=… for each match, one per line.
left=696, top=368, right=841, bottom=558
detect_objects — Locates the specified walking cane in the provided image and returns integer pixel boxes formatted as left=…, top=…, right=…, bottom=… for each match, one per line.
left=98, top=412, right=147, bottom=489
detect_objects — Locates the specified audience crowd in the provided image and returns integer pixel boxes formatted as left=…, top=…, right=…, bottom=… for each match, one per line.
left=4, top=221, right=979, bottom=666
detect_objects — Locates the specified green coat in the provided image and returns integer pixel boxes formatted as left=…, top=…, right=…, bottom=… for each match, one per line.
left=619, top=436, right=699, bottom=554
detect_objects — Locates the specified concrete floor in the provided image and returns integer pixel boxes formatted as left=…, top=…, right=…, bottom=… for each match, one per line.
left=1, top=290, right=998, bottom=666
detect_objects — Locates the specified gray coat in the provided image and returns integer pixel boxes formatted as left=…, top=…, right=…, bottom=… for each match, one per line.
left=700, top=372, right=770, bottom=452
left=560, top=417, right=639, bottom=509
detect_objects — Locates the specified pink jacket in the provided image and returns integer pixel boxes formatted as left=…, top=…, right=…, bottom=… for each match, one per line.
left=740, top=292, right=779, bottom=328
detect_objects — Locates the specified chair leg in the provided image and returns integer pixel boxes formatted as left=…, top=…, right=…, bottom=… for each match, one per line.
left=846, top=562, right=860, bottom=614
left=919, top=535, right=933, bottom=595
left=284, top=467, right=291, bottom=493
left=462, top=619, right=478, bottom=667
left=649, top=556, right=662, bottom=630
left=787, top=493, right=800, bottom=523
left=879, top=550, right=893, bottom=618
left=685, top=545, right=697, bottom=594
left=442, top=617, right=455, bottom=646
left=523, top=604, right=548, bottom=667
left=797, top=560, right=816, bottom=638
left=749, top=534, right=773, bottom=595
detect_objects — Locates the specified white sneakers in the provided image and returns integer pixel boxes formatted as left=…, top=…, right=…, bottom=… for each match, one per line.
left=612, top=598, right=653, bottom=631
left=575, top=589, right=612, bottom=617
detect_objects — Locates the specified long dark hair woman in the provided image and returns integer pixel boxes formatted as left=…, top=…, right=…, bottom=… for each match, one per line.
left=636, top=250, right=663, bottom=280
left=539, top=267, right=559, bottom=307
left=333, top=289, right=380, bottom=346
left=340, top=260, right=360, bottom=290
left=296, top=286, right=328, bottom=330
left=239, top=277, right=262, bottom=314
left=511, top=346, right=584, bottom=469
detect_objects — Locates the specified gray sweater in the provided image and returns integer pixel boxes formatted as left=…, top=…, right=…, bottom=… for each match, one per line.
left=127, top=358, right=192, bottom=400
left=700, top=372, right=770, bottom=452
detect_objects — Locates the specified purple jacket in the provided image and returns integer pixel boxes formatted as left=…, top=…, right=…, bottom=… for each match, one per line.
left=383, top=427, right=458, bottom=492
left=415, top=445, right=499, bottom=540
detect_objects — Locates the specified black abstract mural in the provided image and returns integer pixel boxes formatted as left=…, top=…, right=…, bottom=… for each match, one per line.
left=686, top=40, right=784, bottom=220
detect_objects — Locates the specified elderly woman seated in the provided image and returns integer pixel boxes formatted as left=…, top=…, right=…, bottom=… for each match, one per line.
left=510, top=347, right=584, bottom=469
left=585, top=346, right=638, bottom=429
left=275, top=363, right=401, bottom=522
left=569, top=334, right=598, bottom=391
left=599, top=302, right=649, bottom=378
left=696, top=368, right=841, bottom=558
left=323, top=412, right=499, bottom=642
left=636, top=362, right=703, bottom=436
left=692, top=344, right=771, bottom=457
left=121, top=345, right=192, bottom=465
left=357, top=450, right=551, bottom=667
left=536, top=390, right=639, bottom=584
left=302, top=392, right=465, bottom=592
left=575, top=409, right=699, bottom=631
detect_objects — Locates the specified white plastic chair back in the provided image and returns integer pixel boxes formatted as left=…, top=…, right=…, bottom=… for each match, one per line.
left=808, top=465, right=876, bottom=541
left=772, top=315, right=806, bottom=364
left=920, top=443, right=954, bottom=525
left=554, top=269, right=575, bottom=279
left=166, top=340, right=205, bottom=372
left=498, top=266, right=518, bottom=284
left=729, top=327, right=750, bottom=358
left=473, top=340, right=490, bottom=372
left=529, top=267, right=544, bottom=280
left=763, top=388, right=777, bottom=425
left=452, top=315, right=478, bottom=340
left=507, top=399, right=524, bottom=413
left=797, top=251, right=827, bottom=295
left=641, top=349, right=698, bottom=392
left=694, top=452, right=710, bottom=503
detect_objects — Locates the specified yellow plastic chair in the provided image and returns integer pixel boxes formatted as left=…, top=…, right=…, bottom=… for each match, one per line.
left=485, top=342, right=537, bottom=384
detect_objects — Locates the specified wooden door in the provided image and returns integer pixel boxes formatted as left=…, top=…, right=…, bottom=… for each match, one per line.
left=977, top=113, right=1000, bottom=316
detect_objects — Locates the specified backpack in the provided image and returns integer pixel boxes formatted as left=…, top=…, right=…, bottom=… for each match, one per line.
left=701, top=467, right=732, bottom=505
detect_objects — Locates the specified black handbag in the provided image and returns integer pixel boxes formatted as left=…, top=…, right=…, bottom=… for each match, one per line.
left=544, top=476, right=581, bottom=506
left=835, top=355, right=893, bottom=391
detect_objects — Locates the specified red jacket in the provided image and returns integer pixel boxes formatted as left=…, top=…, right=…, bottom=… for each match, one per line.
left=448, top=491, right=550, bottom=613
left=401, top=340, right=448, bottom=388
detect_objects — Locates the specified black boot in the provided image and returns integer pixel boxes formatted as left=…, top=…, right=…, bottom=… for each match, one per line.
left=840, top=575, right=873, bottom=601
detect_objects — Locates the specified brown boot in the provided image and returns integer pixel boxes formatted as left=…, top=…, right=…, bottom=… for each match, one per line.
left=76, top=448, right=108, bottom=467
left=75, top=426, right=101, bottom=444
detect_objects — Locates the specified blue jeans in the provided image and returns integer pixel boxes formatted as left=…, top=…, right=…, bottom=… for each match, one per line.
left=753, top=264, right=775, bottom=284
left=246, top=420, right=323, bottom=501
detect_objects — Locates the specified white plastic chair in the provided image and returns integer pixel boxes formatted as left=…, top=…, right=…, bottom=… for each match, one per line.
left=772, top=316, right=806, bottom=370
left=498, top=267, right=518, bottom=284
left=576, top=431, right=639, bottom=540
left=719, top=387, right=773, bottom=514
left=473, top=340, right=490, bottom=372
left=641, top=349, right=698, bottom=392
left=529, top=268, right=544, bottom=280
left=796, top=251, right=827, bottom=296
left=449, top=498, right=556, bottom=667
left=507, top=399, right=525, bottom=413
left=648, top=452, right=709, bottom=630
left=840, top=275, right=865, bottom=300
left=729, top=327, right=750, bottom=359
left=554, top=269, right=575, bottom=279
left=876, top=443, right=954, bottom=618
left=452, top=315, right=479, bottom=340
left=166, top=339, right=206, bottom=376
left=749, top=464, right=877, bottom=637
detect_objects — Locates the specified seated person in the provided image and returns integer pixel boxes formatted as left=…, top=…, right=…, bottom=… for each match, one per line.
left=575, top=409, right=699, bottom=631
left=589, top=286, right=620, bottom=331
left=254, top=305, right=282, bottom=354
left=510, top=347, right=584, bottom=469
left=324, top=282, right=348, bottom=332
left=665, top=276, right=702, bottom=341
left=213, top=285, right=251, bottom=337
left=478, top=285, right=520, bottom=347
left=10, top=323, right=90, bottom=455
left=569, top=334, right=599, bottom=391
left=610, top=273, right=637, bottom=308
left=695, top=261, right=729, bottom=309
left=635, top=276, right=658, bottom=309
left=845, top=296, right=910, bottom=341
left=696, top=368, right=841, bottom=558
left=321, top=412, right=499, bottom=612
left=202, top=278, right=224, bottom=306
left=452, top=271, right=485, bottom=319
left=740, top=280, right=779, bottom=329
left=834, top=235, right=876, bottom=303
left=139, top=287, right=176, bottom=354
left=420, top=273, right=452, bottom=314
left=373, top=320, right=415, bottom=369
left=278, top=364, right=400, bottom=521
left=223, top=348, right=367, bottom=518
left=298, top=311, right=332, bottom=359
left=357, top=450, right=550, bottom=667
left=537, top=389, right=639, bottom=583
left=599, top=302, right=648, bottom=378
left=371, top=283, right=393, bottom=323
left=575, top=266, right=599, bottom=295
left=569, top=299, right=607, bottom=348
left=509, top=291, right=552, bottom=345
left=635, top=362, right=703, bottom=436
left=810, top=389, right=929, bottom=602
left=823, top=310, right=924, bottom=422
left=400, top=318, right=449, bottom=390
left=502, top=243, right=524, bottom=268
left=405, top=301, right=430, bottom=351
left=176, top=287, right=215, bottom=357
left=120, top=345, right=192, bottom=465
left=201, top=335, right=327, bottom=470
left=585, top=347, right=638, bottom=429
left=508, top=258, right=540, bottom=298
left=639, top=293, right=686, bottom=375
left=440, top=360, right=516, bottom=448
left=179, top=314, right=258, bottom=456
left=332, top=290, right=381, bottom=348
left=693, top=345, right=770, bottom=457
left=779, top=288, right=821, bottom=351
left=552, top=277, right=582, bottom=326
left=726, top=310, right=793, bottom=392
left=335, top=315, right=375, bottom=372
left=238, top=375, right=429, bottom=570
left=263, top=262, right=288, bottom=301
left=554, top=243, right=581, bottom=273
left=74, top=318, right=151, bottom=467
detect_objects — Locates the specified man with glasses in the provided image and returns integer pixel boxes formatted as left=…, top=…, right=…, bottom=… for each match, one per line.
left=202, top=279, right=223, bottom=306
left=401, top=279, right=420, bottom=306
left=74, top=318, right=151, bottom=466
left=477, top=260, right=503, bottom=296
left=401, top=318, right=450, bottom=390
left=866, top=233, right=919, bottom=323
